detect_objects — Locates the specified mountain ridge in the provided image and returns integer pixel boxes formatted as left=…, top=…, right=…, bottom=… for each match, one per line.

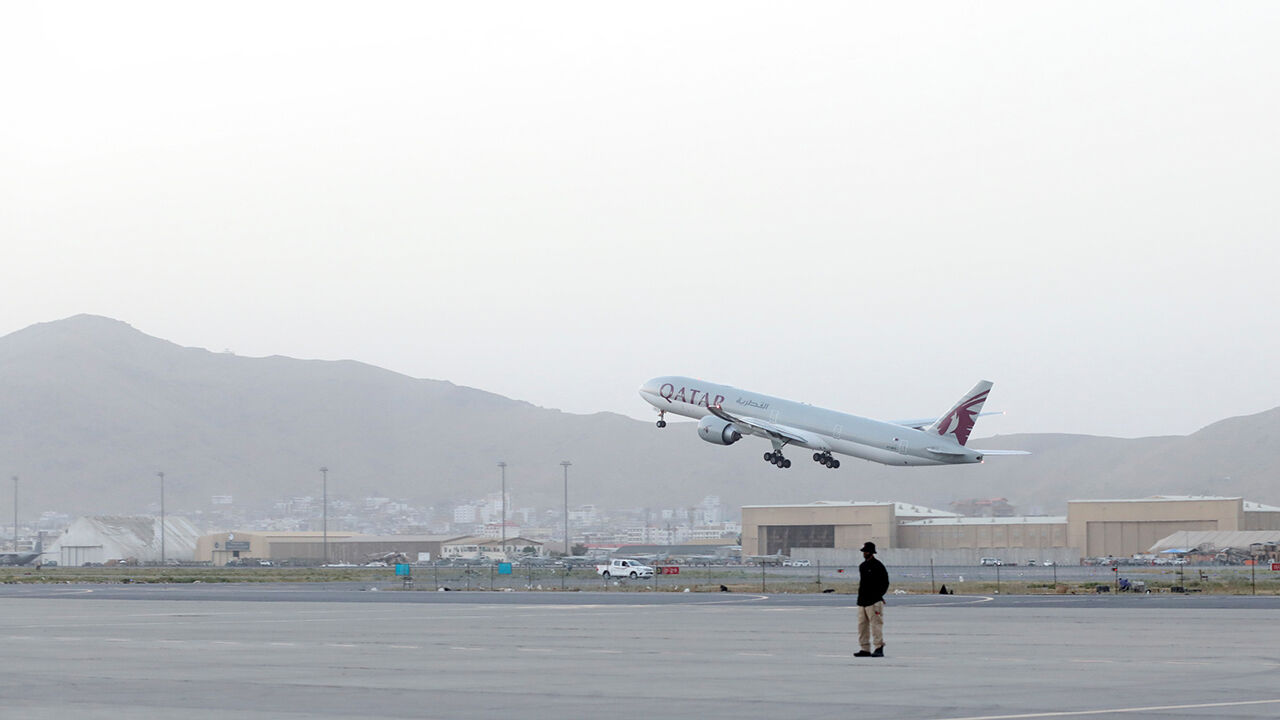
left=2, top=315, right=1277, bottom=516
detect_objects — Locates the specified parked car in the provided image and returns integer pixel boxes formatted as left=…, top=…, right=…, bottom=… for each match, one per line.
left=783, top=559, right=811, bottom=567
left=980, top=557, right=1002, bottom=566
left=596, top=558, right=655, bottom=579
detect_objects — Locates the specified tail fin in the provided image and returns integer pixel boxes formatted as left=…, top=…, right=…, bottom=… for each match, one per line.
left=926, top=381, right=992, bottom=446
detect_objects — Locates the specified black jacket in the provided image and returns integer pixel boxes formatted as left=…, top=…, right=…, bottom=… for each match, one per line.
left=857, top=556, right=889, bottom=606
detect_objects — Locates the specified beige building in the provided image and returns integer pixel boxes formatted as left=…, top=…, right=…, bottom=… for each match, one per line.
left=741, top=495, right=1280, bottom=563
left=898, top=516, right=1069, bottom=553
left=741, top=501, right=945, bottom=556
left=1068, top=496, right=1280, bottom=559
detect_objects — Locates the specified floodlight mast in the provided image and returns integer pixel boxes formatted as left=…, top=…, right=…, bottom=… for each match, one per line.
left=498, top=462, right=507, bottom=558
left=561, top=461, right=572, bottom=556
left=320, top=467, right=329, bottom=565
left=157, top=472, right=165, bottom=564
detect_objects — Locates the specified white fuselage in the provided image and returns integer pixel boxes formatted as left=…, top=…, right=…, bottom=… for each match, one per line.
left=639, top=376, right=985, bottom=466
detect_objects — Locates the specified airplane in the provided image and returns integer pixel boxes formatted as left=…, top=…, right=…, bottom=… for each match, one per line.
left=638, top=376, right=1028, bottom=469
left=0, top=552, right=41, bottom=566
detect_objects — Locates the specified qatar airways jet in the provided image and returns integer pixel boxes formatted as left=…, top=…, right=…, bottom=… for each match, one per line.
left=638, top=376, right=1027, bottom=469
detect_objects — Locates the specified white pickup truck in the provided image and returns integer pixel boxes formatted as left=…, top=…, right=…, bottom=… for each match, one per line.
left=596, top=558, right=655, bottom=579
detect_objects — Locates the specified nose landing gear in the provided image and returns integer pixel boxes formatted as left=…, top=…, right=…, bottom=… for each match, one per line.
left=812, top=452, right=840, bottom=469
left=763, top=451, right=791, bottom=469
left=656, top=410, right=667, bottom=428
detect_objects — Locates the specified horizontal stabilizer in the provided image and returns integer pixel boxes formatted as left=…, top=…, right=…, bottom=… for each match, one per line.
left=970, top=449, right=1030, bottom=456
left=924, top=446, right=968, bottom=456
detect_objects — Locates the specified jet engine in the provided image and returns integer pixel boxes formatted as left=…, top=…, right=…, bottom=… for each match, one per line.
left=697, top=416, right=742, bottom=445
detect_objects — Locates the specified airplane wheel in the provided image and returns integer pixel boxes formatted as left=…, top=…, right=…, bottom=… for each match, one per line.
left=783, top=459, right=792, bottom=468
left=813, top=453, right=821, bottom=462
left=764, top=452, right=773, bottom=462
left=657, top=420, right=666, bottom=428
left=832, top=459, right=840, bottom=469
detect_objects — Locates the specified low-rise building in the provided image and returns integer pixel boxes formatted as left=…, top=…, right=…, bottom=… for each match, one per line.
left=441, top=536, right=546, bottom=561
left=195, top=532, right=467, bottom=565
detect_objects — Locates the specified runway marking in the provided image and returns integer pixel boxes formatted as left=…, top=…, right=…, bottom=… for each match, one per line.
left=516, top=647, right=554, bottom=653
left=269, top=642, right=297, bottom=646
left=913, top=596, right=996, bottom=607
left=934, top=697, right=1280, bottom=719
left=449, top=646, right=483, bottom=651
left=325, top=643, right=357, bottom=648
left=387, top=645, right=419, bottom=649
left=696, top=594, right=771, bottom=605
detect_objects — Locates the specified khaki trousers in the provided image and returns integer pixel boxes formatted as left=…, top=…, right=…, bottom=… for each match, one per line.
left=856, top=601, right=884, bottom=651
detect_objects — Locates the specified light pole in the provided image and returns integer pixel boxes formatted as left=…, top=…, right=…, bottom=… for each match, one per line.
left=320, top=467, right=329, bottom=565
left=12, top=476, right=17, bottom=553
left=156, top=472, right=165, bottom=564
left=561, top=461, right=572, bottom=556
left=497, top=461, right=507, bottom=558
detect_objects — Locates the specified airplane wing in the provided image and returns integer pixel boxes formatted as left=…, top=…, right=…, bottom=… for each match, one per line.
left=893, top=411, right=1004, bottom=430
left=707, top=405, right=831, bottom=451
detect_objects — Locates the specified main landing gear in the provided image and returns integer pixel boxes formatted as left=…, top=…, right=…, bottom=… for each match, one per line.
left=764, top=451, right=791, bottom=469
left=813, top=452, right=840, bottom=469
left=655, top=410, right=667, bottom=428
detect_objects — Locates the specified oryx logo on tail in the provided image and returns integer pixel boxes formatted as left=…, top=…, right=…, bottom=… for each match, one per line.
left=927, top=381, right=992, bottom=446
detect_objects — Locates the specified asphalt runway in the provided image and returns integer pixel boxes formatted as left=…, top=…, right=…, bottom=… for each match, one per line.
left=2, top=585, right=1278, bottom=720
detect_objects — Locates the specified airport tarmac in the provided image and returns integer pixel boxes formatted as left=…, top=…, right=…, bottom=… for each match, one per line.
left=1, top=586, right=1278, bottom=719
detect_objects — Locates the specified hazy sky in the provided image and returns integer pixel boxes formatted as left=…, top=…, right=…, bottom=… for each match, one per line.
left=4, top=2, right=1278, bottom=438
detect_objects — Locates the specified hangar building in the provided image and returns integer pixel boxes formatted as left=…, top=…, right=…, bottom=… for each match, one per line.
left=742, top=496, right=1280, bottom=564
left=48, top=515, right=201, bottom=565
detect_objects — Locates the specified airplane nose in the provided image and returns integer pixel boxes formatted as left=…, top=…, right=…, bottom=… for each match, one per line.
left=638, top=377, right=668, bottom=401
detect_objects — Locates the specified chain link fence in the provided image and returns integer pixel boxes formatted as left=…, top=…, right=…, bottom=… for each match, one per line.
left=395, top=561, right=1280, bottom=594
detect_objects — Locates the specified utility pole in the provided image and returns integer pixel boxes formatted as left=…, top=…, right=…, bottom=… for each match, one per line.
left=497, top=461, right=507, bottom=558
left=561, top=461, right=572, bottom=556
left=12, top=476, right=17, bottom=553
left=320, top=467, right=329, bottom=565
left=156, top=472, right=165, bottom=564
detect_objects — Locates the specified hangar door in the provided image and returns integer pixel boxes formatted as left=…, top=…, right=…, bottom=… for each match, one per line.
left=1086, top=520, right=1217, bottom=558
left=763, top=525, right=834, bottom=556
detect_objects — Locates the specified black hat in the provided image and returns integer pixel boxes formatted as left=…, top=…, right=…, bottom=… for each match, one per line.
left=860, top=542, right=877, bottom=554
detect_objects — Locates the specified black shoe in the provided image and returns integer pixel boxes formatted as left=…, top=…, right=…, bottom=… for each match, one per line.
left=853, top=650, right=872, bottom=657
left=871, top=647, right=884, bottom=657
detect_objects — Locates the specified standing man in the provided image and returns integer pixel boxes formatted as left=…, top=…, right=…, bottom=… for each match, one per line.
left=854, top=541, right=889, bottom=658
